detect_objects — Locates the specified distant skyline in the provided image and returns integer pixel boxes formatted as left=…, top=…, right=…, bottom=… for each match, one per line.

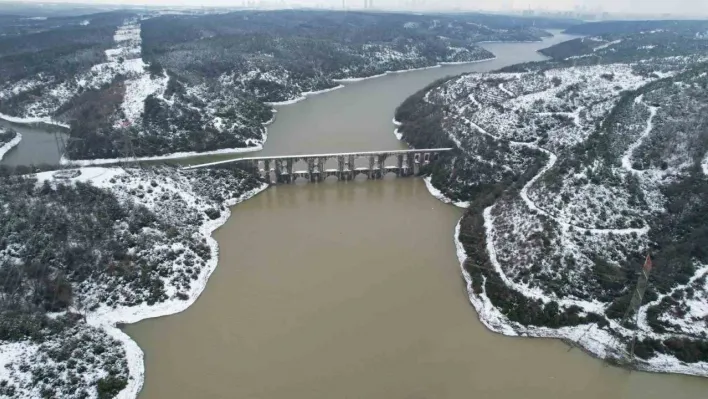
left=3, top=0, right=708, bottom=17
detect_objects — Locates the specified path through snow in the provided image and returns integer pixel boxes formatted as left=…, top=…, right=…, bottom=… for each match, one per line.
left=621, top=96, right=658, bottom=174
left=426, top=102, right=653, bottom=316
left=467, top=119, right=649, bottom=234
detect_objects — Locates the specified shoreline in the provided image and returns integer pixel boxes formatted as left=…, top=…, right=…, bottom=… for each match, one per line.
left=63, top=113, right=278, bottom=167
left=0, top=132, right=22, bottom=161
left=12, top=57, right=500, bottom=169
left=89, top=180, right=270, bottom=399
left=418, top=179, right=708, bottom=378
left=265, top=84, right=346, bottom=106
left=422, top=176, right=470, bottom=209
left=333, top=57, right=497, bottom=83
left=60, top=145, right=264, bottom=166
left=0, top=113, right=70, bottom=129
left=392, top=118, right=402, bottom=140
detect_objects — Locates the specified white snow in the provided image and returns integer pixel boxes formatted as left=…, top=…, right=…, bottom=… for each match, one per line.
left=0, top=343, right=39, bottom=387
left=332, top=58, right=495, bottom=84
left=265, top=84, right=345, bottom=106
left=621, top=96, right=658, bottom=174
left=451, top=208, right=708, bottom=377
left=61, top=145, right=263, bottom=166
left=498, top=82, right=515, bottom=97
left=414, top=61, right=708, bottom=376
left=637, top=265, right=708, bottom=334
left=89, top=179, right=268, bottom=399
left=703, top=154, right=708, bottom=176
left=119, top=72, right=169, bottom=128
left=0, top=132, right=21, bottom=161
left=111, top=20, right=170, bottom=129
left=34, top=167, right=125, bottom=187
left=0, top=113, right=69, bottom=129
left=392, top=118, right=403, bottom=140
left=23, top=166, right=270, bottom=399
left=452, top=217, right=623, bottom=358
left=393, top=128, right=403, bottom=140
left=593, top=39, right=623, bottom=51
left=423, top=176, right=469, bottom=208
left=0, top=18, right=152, bottom=124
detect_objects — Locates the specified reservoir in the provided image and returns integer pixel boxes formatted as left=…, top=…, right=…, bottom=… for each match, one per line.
left=124, top=32, right=708, bottom=398
left=0, top=120, right=66, bottom=166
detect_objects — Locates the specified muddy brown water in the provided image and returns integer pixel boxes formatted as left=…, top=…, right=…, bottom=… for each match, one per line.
left=124, top=32, right=708, bottom=399
left=0, top=120, right=67, bottom=166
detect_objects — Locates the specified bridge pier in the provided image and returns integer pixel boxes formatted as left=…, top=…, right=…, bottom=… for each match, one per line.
left=286, top=159, right=294, bottom=184
left=347, top=155, right=355, bottom=181
left=338, top=155, right=345, bottom=181
left=376, top=154, right=386, bottom=179
left=274, top=159, right=282, bottom=183
left=317, top=157, right=325, bottom=182
left=368, top=155, right=375, bottom=179
left=187, top=148, right=453, bottom=184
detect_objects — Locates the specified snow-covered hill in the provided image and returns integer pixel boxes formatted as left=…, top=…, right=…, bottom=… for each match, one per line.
left=396, top=49, right=708, bottom=375
left=0, top=128, right=20, bottom=161
left=0, top=10, right=562, bottom=163
left=0, top=166, right=266, bottom=398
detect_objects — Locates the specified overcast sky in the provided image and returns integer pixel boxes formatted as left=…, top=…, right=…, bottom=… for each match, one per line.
left=7, top=0, right=708, bottom=16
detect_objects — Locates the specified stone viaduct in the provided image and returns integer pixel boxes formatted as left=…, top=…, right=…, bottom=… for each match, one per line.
left=186, top=148, right=453, bottom=184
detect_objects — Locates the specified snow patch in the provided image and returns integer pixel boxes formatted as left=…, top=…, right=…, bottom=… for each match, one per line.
left=0, top=113, right=69, bottom=129
left=27, top=166, right=270, bottom=399
left=60, top=145, right=263, bottom=166
left=0, top=132, right=21, bottom=161
left=88, top=179, right=268, bottom=399
left=621, top=96, right=658, bottom=174
left=265, top=84, right=345, bottom=106
left=593, top=39, right=623, bottom=51
left=423, top=176, right=470, bottom=208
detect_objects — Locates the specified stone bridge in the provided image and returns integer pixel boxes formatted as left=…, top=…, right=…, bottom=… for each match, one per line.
left=185, top=148, right=453, bottom=184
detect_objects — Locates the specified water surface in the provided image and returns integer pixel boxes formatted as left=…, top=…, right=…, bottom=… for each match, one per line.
left=125, top=180, right=707, bottom=399
left=0, top=121, right=66, bottom=166
left=124, top=32, right=708, bottom=398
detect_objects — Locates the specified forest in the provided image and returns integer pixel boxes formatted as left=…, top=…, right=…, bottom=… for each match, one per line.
left=498, top=19, right=708, bottom=76
left=0, top=9, right=573, bottom=161
left=564, top=19, right=708, bottom=36
left=0, top=165, right=265, bottom=397
left=0, top=128, right=17, bottom=147
left=0, top=12, right=132, bottom=86
left=396, top=25, right=708, bottom=371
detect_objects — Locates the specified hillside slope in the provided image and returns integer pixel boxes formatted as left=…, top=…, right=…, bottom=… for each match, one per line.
left=0, top=165, right=266, bottom=398
left=396, top=27, right=708, bottom=374
left=0, top=10, right=569, bottom=162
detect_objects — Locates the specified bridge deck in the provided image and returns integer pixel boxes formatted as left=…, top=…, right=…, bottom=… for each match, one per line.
left=184, top=148, right=453, bottom=170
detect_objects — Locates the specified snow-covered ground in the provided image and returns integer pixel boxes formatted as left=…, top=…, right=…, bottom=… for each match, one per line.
left=621, top=96, right=658, bottom=173
left=409, top=58, right=708, bottom=377
left=0, top=113, right=70, bottom=129
left=264, top=84, right=345, bottom=106
left=0, top=132, right=21, bottom=161
left=0, top=18, right=152, bottom=124
left=60, top=144, right=263, bottom=166
left=1, top=166, right=269, bottom=398
left=423, top=176, right=469, bottom=208
left=111, top=20, right=169, bottom=129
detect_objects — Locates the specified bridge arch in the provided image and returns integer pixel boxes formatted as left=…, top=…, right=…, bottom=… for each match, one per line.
left=184, top=148, right=453, bottom=184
